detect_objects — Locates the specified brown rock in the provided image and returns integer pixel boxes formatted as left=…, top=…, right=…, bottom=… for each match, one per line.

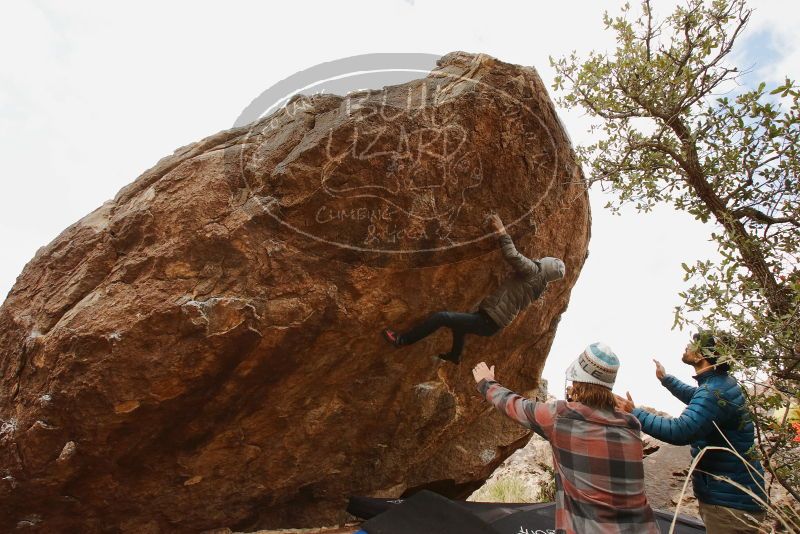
left=643, top=439, right=699, bottom=518
left=0, top=51, right=590, bottom=532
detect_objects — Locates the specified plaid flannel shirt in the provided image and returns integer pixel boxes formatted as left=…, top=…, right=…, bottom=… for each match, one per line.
left=478, top=379, right=659, bottom=534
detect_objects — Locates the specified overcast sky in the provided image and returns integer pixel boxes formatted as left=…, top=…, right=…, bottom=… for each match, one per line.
left=1, top=0, right=798, bottom=415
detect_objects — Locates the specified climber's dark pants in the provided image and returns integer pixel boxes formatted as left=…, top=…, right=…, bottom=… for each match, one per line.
left=398, top=310, right=500, bottom=362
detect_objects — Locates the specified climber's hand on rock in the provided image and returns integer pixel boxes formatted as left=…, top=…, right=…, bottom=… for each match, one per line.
left=487, top=214, right=506, bottom=236
left=472, top=362, right=495, bottom=384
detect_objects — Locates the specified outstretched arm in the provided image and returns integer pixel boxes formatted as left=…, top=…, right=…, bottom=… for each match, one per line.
left=661, top=375, right=699, bottom=405
left=653, top=359, right=696, bottom=405
left=487, top=214, right=539, bottom=276
left=632, top=386, right=721, bottom=445
left=473, top=362, right=555, bottom=440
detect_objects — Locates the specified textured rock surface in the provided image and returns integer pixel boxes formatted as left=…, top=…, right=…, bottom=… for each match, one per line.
left=643, top=439, right=699, bottom=518
left=469, top=433, right=554, bottom=504
left=468, top=387, right=554, bottom=504
left=0, top=51, right=590, bottom=532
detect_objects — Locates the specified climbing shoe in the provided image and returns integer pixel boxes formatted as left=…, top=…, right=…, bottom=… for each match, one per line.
left=382, top=328, right=402, bottom=347
left=438, top=352, right=460, bottom=364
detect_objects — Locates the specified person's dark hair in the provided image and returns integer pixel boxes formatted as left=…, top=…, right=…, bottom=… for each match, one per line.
left=570, top=382, right=616, bottom=411
left=692, top=331, right=731, bottom=373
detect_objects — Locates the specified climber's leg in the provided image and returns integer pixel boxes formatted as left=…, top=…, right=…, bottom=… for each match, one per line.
left=439, top=329, right=467, bottom=364
left=384, top=311, right=500, bottom=360
left=387, top=311, right=455, bottom=346
left=438, top=311, right=500, bottom=363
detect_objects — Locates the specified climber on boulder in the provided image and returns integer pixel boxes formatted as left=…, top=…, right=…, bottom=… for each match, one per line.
left=382, top=214, right=565, bottom=363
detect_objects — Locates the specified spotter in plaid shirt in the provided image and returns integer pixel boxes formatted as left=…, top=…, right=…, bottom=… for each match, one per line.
left=476, top=378, right=659, bottom=534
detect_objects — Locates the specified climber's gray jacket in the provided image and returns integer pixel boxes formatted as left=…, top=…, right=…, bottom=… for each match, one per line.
left=478, top=234, right=565, bottom=328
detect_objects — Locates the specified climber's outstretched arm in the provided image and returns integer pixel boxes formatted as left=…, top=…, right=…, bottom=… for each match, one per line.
left=472, top=362, right=555, bottom=440
left=487, top=214, right=539, bottom=276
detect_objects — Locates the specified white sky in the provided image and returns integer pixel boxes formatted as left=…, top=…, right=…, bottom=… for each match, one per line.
left=1, top=0, right=798, bottom=415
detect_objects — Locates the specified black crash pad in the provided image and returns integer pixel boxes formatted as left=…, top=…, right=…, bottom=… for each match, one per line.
left=348, top=492, right=706, bottom=533
left=358, top=490, right=500, bottom=534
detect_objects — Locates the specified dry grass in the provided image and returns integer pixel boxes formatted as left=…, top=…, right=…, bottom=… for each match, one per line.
left=471, top=476, right=535, bottom=503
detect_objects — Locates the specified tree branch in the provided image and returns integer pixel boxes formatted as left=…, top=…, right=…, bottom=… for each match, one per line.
left=734, top=207, right=800, bottom=227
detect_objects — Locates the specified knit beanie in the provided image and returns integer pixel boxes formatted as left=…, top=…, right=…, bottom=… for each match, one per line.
left=540, top=257, right=565, bottom=282
left=565, top=342, right=619, bottom=390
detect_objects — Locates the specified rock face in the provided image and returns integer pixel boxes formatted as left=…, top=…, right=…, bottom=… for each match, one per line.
left=469, top=430, right=555, bottom=504
left=0, top=52, right=590, bottom=532
left=469, top=386, right=554, bottom=505
left=643, top=439, right=699, bottom=518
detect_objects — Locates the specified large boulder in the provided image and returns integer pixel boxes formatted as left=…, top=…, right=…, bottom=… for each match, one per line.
left=0, top=51, right=590, bottom=532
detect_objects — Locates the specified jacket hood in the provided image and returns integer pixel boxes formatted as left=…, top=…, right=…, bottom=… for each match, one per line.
left=540, top=257, right=565, bottom=282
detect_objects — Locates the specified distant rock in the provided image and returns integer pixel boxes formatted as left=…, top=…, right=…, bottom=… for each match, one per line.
left=0, top=51, right=590, bottom=532
left=470, top=430, right=700, bottom=519
left=469, top=432, right=554, bottom=504
left=643, top=438, right=699, bottom=518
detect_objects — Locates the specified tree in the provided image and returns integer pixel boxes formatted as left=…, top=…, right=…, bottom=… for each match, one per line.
left=550, top=0, right=799, bottom=512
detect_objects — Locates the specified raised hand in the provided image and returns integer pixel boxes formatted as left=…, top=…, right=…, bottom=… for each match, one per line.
left=653, top=359, right=666, bottom=381
left=614, top=392, right=635, bottom=413
left=472, top=361, right=496, bottom=384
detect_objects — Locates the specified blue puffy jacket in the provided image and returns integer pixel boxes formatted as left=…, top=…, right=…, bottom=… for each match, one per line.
left=632, top=369, right=766, bottom=512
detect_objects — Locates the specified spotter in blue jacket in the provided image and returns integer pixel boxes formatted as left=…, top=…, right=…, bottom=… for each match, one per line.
left=632, top=369, right=766, bottom=512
